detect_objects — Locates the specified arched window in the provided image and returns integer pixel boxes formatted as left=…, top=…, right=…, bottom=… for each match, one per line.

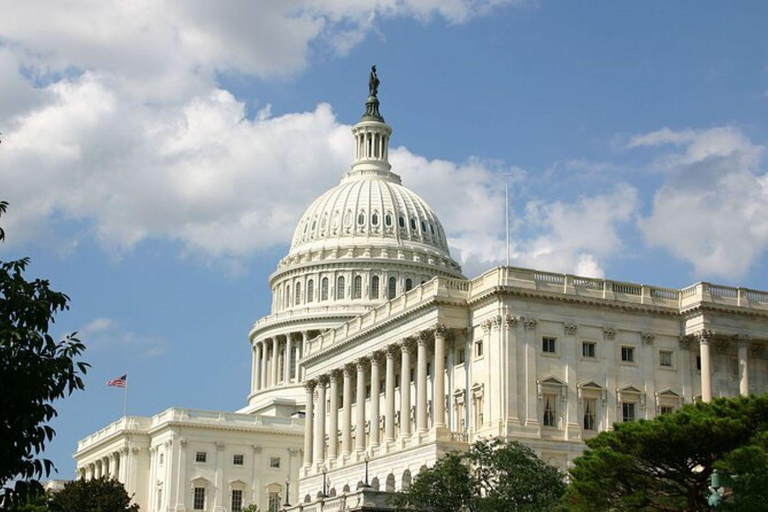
left=405, top=278, right=413, bottom=292
left=372, top=213, right=379, bottom=225
left=371, top=276, right=380, bottom=299
left=295, top=282, right=302, bottom=305
left=398, top=216, right=405, bottom=228
left=357, top=212, right=365, bottom=225
left=285, top=285, right=291, bottom=308
left=410, top=218, right=417, bottom=230
left=353, top=276, right=362, bottom=299
left=421, top=221, right=427, bottom=232
left=321, top=278, right=329, bottom=301
left=385, top=214, right=393, bottom=227
left=344, top=211, right=352, bottom=226
left=388, top=277, right=397, bottom=299
left=336, top=276, right=345, bottom=300
left=307, top=279, right=314, bottom=303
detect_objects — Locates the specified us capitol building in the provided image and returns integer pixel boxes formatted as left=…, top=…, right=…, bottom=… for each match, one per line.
left=74, top=70, right=768, bottom=512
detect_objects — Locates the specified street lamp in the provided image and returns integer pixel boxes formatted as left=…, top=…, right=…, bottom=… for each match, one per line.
left=362, top=452, right=371, bottom=488
left=283, top=479, right=291, bottom=508
left=708, top=469, right=722, bottom=508
left=321, top=465, right=328, bottom=498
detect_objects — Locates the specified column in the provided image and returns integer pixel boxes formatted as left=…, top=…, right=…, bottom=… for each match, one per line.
left=110, top=453, right=118, bottom=478
left=416, top=333, right=429, bottom=433
left=698, top=330, right=713, bottom=403
left=370, top=353, right=382, bottom=447
left=260, top=340, right=269, bottom=389
left=385, top=346, right=397, bottom=442
left=314, top=376, right=327, bottom=464
left=342, top=365, right=353, bottom=456
left=300, top=331, right=309, bottom=380
left=303, top=380, right=315, bottom=467
left=251, top=343, right=259, bottom=392
left=356, top=359, right=367, bottom=452
left=433, top=326, right=447, bottom=428
left=400, top=340, right=413, bottom=437
left=271, top=338, right=279, bottom=387
left=737, top=335, right=751, bottom=396
left=328, top=370, right=340, bottom=460
left=285, top=334, right=293, bottom=383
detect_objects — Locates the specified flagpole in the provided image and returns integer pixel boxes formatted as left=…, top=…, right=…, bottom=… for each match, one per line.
left=505, top=174, right=511, bottom=267
left=123, top=376, right=129, bottom=418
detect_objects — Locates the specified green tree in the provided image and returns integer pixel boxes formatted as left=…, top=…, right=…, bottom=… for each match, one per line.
left=716, top=431, right=768, bottom=511
left=48, top=477, right=138, bottom=512
left=565, top=394, right=768, bottom=511
left=0, top=201, right=89, bottom=506
left=392, top=438, right=566, bottom=512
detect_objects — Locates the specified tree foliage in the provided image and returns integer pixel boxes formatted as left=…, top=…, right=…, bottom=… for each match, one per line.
left=715, top=430, right=768, bottom=511
left=0, top=201, right=89, bottom=506
left=565, top=394, right=768, bottom=511
left=392, top=438, right=566, bottom=512
left=48, top=477, right=138, bottom=512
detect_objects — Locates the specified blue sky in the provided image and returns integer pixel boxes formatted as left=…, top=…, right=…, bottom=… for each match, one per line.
left=1, top=1, right=767, bottom=480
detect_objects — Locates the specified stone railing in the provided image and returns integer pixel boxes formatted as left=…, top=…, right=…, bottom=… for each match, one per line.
left=469, top=267, right=768, bottom=312
left=251, top=304, right=369, bottom=332
left=149, top=407, right=303, bottom=430
left=287, top=489, right=396, bottom=512
left=76, top=416, right=152, bottom=451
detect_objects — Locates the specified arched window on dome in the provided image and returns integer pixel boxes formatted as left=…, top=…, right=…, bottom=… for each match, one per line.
left=371, top=212, right=379, bottom=226
left=353, top=276, right=362, bottom=299
left=357, top=212, right=365, bottom=225
left=421, top=221, right=427, bottom=232
left=371, top=276, right=380, bottom=299
left=388, top=277, right=397, bottom=300
left=321, top=278, right=329, bottom=301
left=430, top=223, right=435, bottom=235
left=295, top=282, right=301, bottom=305
left=405, top=278, right=413, bottom=292
left=336, top=276, right=345, bottom=300
left=285, top=284, right=291, bottom=308
left=398, top=216, right=405, bottom=228
left=307, top=279, right=314, bottom=303
left=385, top=213, right=392, bottom=227
left=410, top=218, right=417, bottom=231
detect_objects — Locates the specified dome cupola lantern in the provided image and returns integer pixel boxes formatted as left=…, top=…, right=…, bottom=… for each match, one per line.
left=350, top=65, right=394, bottom=178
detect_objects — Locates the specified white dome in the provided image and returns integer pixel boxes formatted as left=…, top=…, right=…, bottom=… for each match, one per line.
left=289, top=170, right=451, bottom=258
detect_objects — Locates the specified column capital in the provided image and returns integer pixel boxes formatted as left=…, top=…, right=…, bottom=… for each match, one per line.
left=523, top=317, right=538, bottom=330
left=563, top=322, right=577, bottom=336
left=679, top=335, right=693, bottom=350
left=330, top=368, right=344, bottom=381
left=356, top=358, right=369, bottom=371
left=695, top=329, right=715, bottom=344
left=416, top=330, right=431, bottom=346
left=432, top=324, right=449, bottom=339
left=491, top=315, right=503, bottom=330
left=734, top=334, right=752, bottom=347
left=304, top=379, right=317, bottom=391
left=603, top=327, right=616, bottom=340
left=641, top=332, right=655, bottom=345
left=751, top=344, right=765, bottom=358
left=481, top=319, right=493, bottom=333
left=371, top=351, right=386, bottom=366
left=401, top=337, right=416, bottom=352
left=318, top=374, right=330, bottom=386
left=343, top=363, right=356, bottom=376
left=386, top=344, right=399, bottom=358
left=504, top=314, right=519, bottom=328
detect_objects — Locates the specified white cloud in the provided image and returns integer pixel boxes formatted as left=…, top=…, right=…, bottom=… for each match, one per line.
left=636, top=127, right=768, bottom=279
left=79, top=317, right=168, bottom=358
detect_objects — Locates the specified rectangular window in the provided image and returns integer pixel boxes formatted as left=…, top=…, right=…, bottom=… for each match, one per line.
left=475, top=340, right=483, bottom=358
left=409, top=368, right=415, bottom=383
left=543, top=394, right=557, bottom=427
left=159, top=453, right=164, bottom=465
left=542, top=337, right=557, bottom=354
left=660, top=405, right=675, bottom=415
left=233, top=454, right=244, bottom=466
left=583, top=398, right=596, bottom=430
left=366, top=384, right=371, bottom=399
left=269, top=457, right=281, bottom=469
left=426, top=362, right=431, bottom=377
left=231, top=490, right=243, bottom=512
left=268, top=492, right=281, bottom=512
left=659, top=350, right=673, bottom=368
left=696, top=356, right=701, bottom=370
left=379, top=379, right=385, bottom=394
left=193, top=487, right=205, bottom=510
left=622, top=402, right=636, bottom=422
left=195, top=451, right=207, bottom=463
left=457, top=349, right=465, bottom=364
left=621, top=346, right=635, bottom=363
left=582, top=342, right=596, bottom=358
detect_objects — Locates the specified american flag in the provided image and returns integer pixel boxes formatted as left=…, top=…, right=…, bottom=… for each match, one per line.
left=107, top=374, right=127, bottom=388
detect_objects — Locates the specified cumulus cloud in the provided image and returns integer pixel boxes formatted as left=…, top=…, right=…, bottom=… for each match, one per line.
left=80, top=317, right=168, bottom=358
left=635, top=126, right=768, bottom=279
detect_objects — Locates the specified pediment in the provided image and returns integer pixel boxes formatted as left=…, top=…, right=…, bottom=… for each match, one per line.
left=617, top=385, right=642, bottom=394
left=578, top=380, right=604, bottom=390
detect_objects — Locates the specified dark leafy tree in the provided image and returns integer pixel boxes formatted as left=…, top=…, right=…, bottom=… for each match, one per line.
left=716, top=430, right=768, bottom=511
left=0, top=201, right=89, bottom=507
left=565, top=394, right=768, bottom=511
left=48, top=477, right=138, bottom=512
left=392, top=438, right=566, bottom=512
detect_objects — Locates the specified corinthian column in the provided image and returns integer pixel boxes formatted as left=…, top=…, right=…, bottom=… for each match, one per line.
left=284, top=334, right=293, bottom=384
left=342, top=365, right=353, bottom=456
left=697, top=330, right=714, bottom=402
left=400, top=339, right=413, bottom=437
left=303, top=380, right=316, bottom=467
left=416, top=332, right=429, bottom=433
left=736, top=334, right=751, bottom=396
left=328, top=370, right=341, bottom=460
left=270, top=338, right=279, bottom=387
left=433, top=325, right=447, bottom=428
left=260, top=340, right=268, bottom=389
left=370, top=352, right=383, bottom=447
left=385, top=346, right=397, bottom=442
left=314, top=376, right=328, bottom=464
left=356, top=359, right=367, bottom=452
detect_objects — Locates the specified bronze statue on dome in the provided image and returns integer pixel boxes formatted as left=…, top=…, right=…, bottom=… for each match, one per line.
left=369, top=65, right=380, bottom=97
